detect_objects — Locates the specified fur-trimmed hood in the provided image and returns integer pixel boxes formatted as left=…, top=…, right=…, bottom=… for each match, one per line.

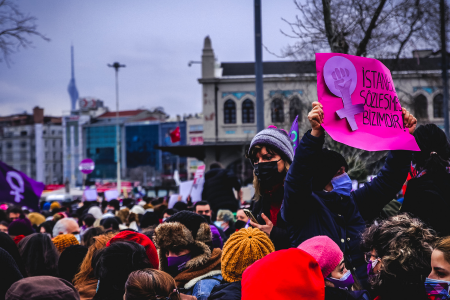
left=154, top=221, right=213, bottom=272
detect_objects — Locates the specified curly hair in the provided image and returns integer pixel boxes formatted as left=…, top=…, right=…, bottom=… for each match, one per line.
left=361, top=214, right=437, bottom=299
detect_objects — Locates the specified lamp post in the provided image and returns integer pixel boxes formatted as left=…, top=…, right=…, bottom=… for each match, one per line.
left=254, top=0, right=264, bottom=132
left=108, top=62, right=126, bottom=195
left=440, top=0, right=449, bottom=137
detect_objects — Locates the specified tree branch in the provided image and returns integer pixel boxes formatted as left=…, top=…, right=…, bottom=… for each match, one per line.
left=356, top=0, right=387, bottom=56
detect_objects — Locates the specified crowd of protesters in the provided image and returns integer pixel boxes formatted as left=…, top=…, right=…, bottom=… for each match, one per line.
left=0, top=102, right=449, bottom=300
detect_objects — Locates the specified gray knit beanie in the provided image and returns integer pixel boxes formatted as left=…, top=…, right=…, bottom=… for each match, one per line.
left=248, top=125, right=294, bottom=163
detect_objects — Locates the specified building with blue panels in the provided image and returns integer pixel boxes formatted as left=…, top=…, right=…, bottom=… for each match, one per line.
left=85, top=125, right=117, bottom=179
left=125, top=123, right=160, bottom=170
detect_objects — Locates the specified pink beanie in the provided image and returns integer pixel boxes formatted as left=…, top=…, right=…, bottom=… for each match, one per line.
left=297, top=236, right=343, bottom=278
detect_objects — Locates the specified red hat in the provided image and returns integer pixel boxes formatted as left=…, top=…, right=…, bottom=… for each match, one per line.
left=242, top=248, right=325, bottom=300
left=106, top=231, right=159, bottom=269
left=298, top=235, right=343, bottom=278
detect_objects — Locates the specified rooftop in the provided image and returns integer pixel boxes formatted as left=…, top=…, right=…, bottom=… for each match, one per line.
left=97, top=110, right=146, bottom=118
left=220, top=57, right=446, bottom=77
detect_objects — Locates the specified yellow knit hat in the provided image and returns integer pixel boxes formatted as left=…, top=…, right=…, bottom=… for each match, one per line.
left=53, top=234, right=79, bottom=253
left=50, top=201, right=61, bottom=211
left=27, top=212, right=46, bottom=226
left=221, top=227, right=275, bottom=283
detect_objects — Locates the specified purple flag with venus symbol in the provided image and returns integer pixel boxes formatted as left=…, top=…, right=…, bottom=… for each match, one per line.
left=289, top=115, right=299, bottom=155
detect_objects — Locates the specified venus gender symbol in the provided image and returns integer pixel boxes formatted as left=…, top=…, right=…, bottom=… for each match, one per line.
left=323, top=56, right=364, bottom=131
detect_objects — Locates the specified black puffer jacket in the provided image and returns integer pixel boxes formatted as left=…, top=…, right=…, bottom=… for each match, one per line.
left=401, top=173, right=450, bottom=236
left=252, top=186, right=290, bottom=251
left=202, top=168, right=241, bottom=213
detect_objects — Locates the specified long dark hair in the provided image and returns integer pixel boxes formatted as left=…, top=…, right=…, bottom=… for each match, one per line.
left=92, top=240, right=152, bottom=300
left=413, top=124, right=450, bottom=175
left=0, top=232, right=27, bottom=277
left=18, top=233, right=59, bottom=277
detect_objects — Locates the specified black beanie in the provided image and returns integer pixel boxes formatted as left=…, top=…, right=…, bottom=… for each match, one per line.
left=312, top=149, right=348, bottom=191
left=164, top=211, right=208, bottom=240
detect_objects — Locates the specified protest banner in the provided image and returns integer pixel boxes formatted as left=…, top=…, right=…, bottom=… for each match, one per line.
left=193, top=165, right=205, bottom=184
left=104, top=189, right=119, bottom=201
left=168, top=194, right=183, bottom=209
left=178, top=178, right=205, bottom=203
left=84, top=188, right=98, bottom=201
left=0, top=161, right=44, bottom=211
left=316, top=53, right=420, bottom=151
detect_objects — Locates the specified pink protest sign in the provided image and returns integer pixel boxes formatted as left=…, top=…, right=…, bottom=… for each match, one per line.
left=316, top=53, right=420, bottom=151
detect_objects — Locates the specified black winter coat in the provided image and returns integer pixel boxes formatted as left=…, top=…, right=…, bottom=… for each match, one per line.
left=401, top=173, right=450, bottom=236
left=252, top=187, right=290, bottom=251
left=282, top=130, right=411, bottom=289
left=325, top=287, right=370, bottom=300
left=207, top=281, right=241, bottom=300
left=202, top=168, right=241, bottom=213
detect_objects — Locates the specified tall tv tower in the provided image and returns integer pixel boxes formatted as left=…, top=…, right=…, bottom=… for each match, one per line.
left=67, top=45, right=79, bottom=112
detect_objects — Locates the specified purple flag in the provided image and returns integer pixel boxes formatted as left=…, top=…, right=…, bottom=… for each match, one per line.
left=289, top=115, right=299, bottom=154
left=0, top=161, right=44, bottom=211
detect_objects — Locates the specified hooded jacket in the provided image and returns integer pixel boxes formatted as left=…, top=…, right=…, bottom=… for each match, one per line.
left=401, top=172, right=450, bottom=236
left=6, top=276, right=80, bottom=300
left=202, top=168, right=241, bottom=213
left=154, top=218, right=222, bottom=300
left=241, top=248, right=325, bottom=299
left=282, top=130, right=411, bottom=289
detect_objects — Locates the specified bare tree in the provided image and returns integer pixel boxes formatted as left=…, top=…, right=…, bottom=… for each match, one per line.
left=281, top=0, right=441, bottom=62
left=0, top=0, right=49, bottom=65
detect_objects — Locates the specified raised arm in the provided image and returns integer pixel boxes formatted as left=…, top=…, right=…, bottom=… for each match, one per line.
left=282, top=102, right=325, bottom=224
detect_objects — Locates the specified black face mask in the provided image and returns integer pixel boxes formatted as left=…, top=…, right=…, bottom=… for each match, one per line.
left=254, top=159, right=284, bottom=186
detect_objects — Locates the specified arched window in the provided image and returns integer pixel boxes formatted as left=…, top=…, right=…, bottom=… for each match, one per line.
left=413, top=94, right=428, bottom=120
left=289, top=97, right=302, bottom=123
left=271, top=99, right=284, bottom=123
left=242, top=99, right=254, bottom=123
left=224, top=100, right=236, bottom=124
left=434, top=94, right=444, bottom=118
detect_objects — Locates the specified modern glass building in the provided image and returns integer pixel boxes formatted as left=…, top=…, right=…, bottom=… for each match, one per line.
left=125, top=123, right=160, bottom=170
left=85, top=125, right=117, bottom=179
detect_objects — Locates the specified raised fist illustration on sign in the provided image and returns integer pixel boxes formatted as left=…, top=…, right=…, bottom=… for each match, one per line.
left=323, top=56, right=364, bottom=131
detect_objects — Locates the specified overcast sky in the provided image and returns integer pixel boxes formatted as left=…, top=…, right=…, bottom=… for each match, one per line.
left=0, top=1, right=299, bottom=118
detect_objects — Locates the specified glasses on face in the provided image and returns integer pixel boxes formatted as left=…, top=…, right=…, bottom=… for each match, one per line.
left=197, top=210, right=210, bottom=215
left=365, top=252, right=379, bottom=263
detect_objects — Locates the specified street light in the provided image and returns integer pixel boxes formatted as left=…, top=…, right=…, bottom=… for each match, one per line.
left=108, top=62, right=126, bottom=195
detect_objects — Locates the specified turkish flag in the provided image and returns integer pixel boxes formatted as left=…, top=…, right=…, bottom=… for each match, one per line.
left=170, top=127, right=181, bottom=143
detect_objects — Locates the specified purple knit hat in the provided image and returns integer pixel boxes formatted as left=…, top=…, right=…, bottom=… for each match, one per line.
left=8, top=218, right=35, bottom=237
left=248, top=125, right=294, bottom=163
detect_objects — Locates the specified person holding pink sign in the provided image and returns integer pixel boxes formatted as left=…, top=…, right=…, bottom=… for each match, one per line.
left=281, top=101, right=417, bottom=289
